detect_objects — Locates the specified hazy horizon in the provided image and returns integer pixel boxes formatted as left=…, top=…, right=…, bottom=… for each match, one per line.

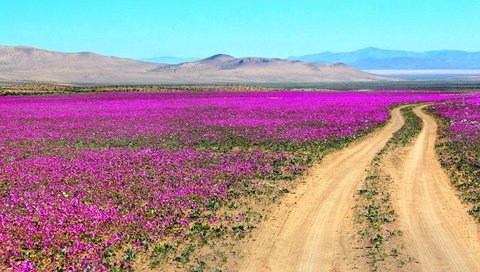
left=1, top=1, right=479, bottom=60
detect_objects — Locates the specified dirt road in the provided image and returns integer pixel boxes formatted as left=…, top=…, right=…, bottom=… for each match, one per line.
left=238, top=107, right=406, bottom=271
left=238, top=105, right=480, bottom=272
left=384, top=107, right=480, bottom=271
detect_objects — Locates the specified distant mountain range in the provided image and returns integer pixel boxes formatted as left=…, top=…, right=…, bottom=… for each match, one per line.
left=0, top=45, right=388, bottom=84
left=289, top=47, right=480, bottom=70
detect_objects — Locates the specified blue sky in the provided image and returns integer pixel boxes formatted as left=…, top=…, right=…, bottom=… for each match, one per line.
left=1, top=0, right=479, bottom=59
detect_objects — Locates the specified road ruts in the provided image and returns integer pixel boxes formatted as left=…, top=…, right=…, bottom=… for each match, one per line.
left=238, top=106, right=407, bottom=272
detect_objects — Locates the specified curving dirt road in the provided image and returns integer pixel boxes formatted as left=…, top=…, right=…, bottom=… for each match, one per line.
left=238, top=105, right=480, bottom=272
left=384, top=107, right=480, bottom=272
left=238, top=106, right=407, bottom=271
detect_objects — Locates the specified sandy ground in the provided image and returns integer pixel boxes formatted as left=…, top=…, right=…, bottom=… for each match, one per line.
left=384, top=107, right=480, bottom=271
left=237, top=107, right=406, bottom=271
left=237, top=106, right=480, bottom=271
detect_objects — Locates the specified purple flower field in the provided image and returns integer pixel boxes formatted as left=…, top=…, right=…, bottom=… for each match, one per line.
left=0, top=91, right=464, bottom=270
left=431, top=94, right=480, bottom=141
left=429, top=94, right=480, bottom=221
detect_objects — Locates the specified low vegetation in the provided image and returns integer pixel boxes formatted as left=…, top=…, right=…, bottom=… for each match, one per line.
left=0, top=84, right=271, bottom=96
left=354, top=106, right=423, bottom=271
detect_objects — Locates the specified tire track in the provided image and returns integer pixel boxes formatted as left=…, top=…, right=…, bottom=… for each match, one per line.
left=238, top=106, right=406, bottom=272
left=385, top=106, right=480, bottom=271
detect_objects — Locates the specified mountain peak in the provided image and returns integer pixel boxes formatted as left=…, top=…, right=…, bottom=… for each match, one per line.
left=202, top=54, right=235, bottom=61
left=357, top=47, right=384, bottom=53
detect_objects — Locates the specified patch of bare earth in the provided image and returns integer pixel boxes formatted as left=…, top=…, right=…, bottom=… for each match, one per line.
left=235, top=107, right=406, bottom=271
left=234, top=106, right=480, bottom=272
